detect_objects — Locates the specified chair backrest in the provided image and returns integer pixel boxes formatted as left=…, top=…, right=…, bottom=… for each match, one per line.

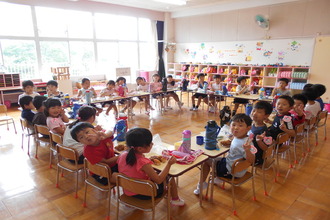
left=263, top=144, right=274, bottom=160
left=57, top=144, right=77, bottom=161
left=84, top=158, right=111, bottom=180
left=317, top=110, right=328, bottom=127
left=307, top=115, right=317, bottom=126
left=0, top=104, right=8, bottom=115
left=116, top=174, right=156, bottom=197
left=20, top=117, right=29, bottom=130
left=276, top=132, right=290, bottom=145
left=50, top=131, right=63, bottom=145
left=34, top=124, right=50, bottom=136
left=231, top=158, right=253, bottom=174
left=295, top=123, right=305, bottom=135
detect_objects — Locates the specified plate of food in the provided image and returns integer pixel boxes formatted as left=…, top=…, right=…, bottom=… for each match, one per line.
left=219, top=139, right=231, bottom=148
left=114, top=144, right=127, bottom=152
left=149, top=155, right=167, bottom=166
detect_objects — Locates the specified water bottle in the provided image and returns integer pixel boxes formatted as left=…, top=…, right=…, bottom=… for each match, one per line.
left=205, top=120, right=221, bottom=150
left=203, top=82, right=208, bottom=93
left=259, top=88, right=265, bottom=99
left=162, top=77, right=168, bottom=92
left=85, top=90, right=91, bottom=105
left=64, top=93, right=70, bottom=106
left=178, top=130, right=191, bottom=154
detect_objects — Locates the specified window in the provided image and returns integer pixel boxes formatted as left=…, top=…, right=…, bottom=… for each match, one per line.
left=36, top=7, right=68, bottom=38
left=40, top=41, right=70, bottom=66
left=97, top=42, right=119, bottom=77
left=95, top=13, right=118, bottom=39
left=139, top=42, right=158, bottom=71
left=69, top=41, right=95, bottom=76
left=118, top=42, right=138, bottom=83
left=139, top=18, right=154, bottom=41
left=0, top=2, right=34, bottom=36
left=1, top=40, right=38, bottom=79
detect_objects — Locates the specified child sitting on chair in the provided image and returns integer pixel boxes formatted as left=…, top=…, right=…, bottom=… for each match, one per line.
left=193, top=114, right=255, bottom=195
left=164, top=75, right=184, bottom=110
left=77, top=78, right=103, bottom=114
left=190, top=73, right=208, bottom=111
left=99, top=80, right=118, bottom=117
left=271, top=78, right=291, bottom=97
left=290, top=94, right=307, bottom=126
left=117, top=128, right=185, bottom=206
left=311, top=84, right=326, bottom=110
left=32, top=95, right=48, bottom=126
left=47, top=80, right=63, bottom=98
left=232, top=76, right=250, bottom=116
left=267, top=95, right=295, bottom=140
left=18, top=80, right=40, bottom=105
left=19, top=96, right=35, bottom=125
left=44, top=98, right=69, bottom=135
left=136, top=76, right=153, bottom=115
left=71, top=122, right=118, bottom=184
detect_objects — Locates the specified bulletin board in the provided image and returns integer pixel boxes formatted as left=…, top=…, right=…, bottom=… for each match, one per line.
left=175, top=38, right=315, bottom=66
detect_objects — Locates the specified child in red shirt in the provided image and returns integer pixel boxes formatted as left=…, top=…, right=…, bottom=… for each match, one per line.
left=290, top=94, right=307, bottom=126
left=71, top=122, right=118, bottom=185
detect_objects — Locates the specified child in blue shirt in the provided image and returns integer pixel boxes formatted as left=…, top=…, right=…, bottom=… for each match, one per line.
left=311, top=84, right=326, bottom=110
left=194, top=114, right=255, bottom=195
left=19, top=96, right=35, bottom=125
left=249, top=101, right=273, bottom=165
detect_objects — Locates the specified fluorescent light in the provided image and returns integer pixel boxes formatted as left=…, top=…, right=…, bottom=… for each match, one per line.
left=153, top=0, right=186, bottom=6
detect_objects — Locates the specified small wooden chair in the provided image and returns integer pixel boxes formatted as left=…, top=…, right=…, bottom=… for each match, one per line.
left=83, top=158, right=115, bottom=220
left=255, top=144, right=276, bottom=196
left=56, top=144, right=84, bottom=198
left=20, top=118, right=33, bottom=156
left=116, top=174, right=170, bottom=220
left=0, top=104, right=17, bottom=133
left=291, top=123, right=306, bottom=164
left=315, top=110, right=328, bottom=145
left=218, top=158, right=256, bottom=215
left=305, top=115, right=317, bottom=152
left=34, top=124, right=51, bottom=160
left=49, top=131, right=63, bottom=168
left=274, top=132, right=292, bottom=178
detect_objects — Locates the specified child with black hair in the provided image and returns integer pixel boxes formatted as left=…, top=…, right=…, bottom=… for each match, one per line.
left=116, top=77, right=137, bottom=116
left=290, top=94, right=308, bottom=126
left=47, top=80, right=63, bottom=98
left=149, top=74, right=165, bottom=111
left=117, top=128, right=184, bottom=206
left=70, top=122, right=118, bottom=184
left=64, top=106, right=113, bottom=164
left=209, top=75, right=224, bottom=113
left=271, top=78, right=291, bottom=97
left=19, top=96, right=35, bottom=125
left=194, top=114, right=255, bottom=194
left=302, top=87, right=321, bottom=119
left=32, top=95, right=48, bottom=126
left=136, top=77, right=153, bottom=115
left=77, top=78, right=103, bottom=114
left=190, top=73, right=208, bottom=111
left=44, top=98, right=69, bottom=135
left=164, top=75, right=184, bottom=110
left=249, top=101, right=273, bottom=165
left=232, top=76, right=250, bottom=116
left=311, top=84, right=326, bottom=110
left=99, top=80, right=118, bottom=117
left=18, top=80, right=40, bottom=104
left=268, top=95, right=296, bottom=140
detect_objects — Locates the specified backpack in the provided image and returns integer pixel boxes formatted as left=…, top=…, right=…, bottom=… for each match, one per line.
left=219, top=106, right=231, bottom=127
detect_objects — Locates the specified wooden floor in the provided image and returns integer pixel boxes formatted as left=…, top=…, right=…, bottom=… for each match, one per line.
left=0, top=98, right=330, bottom=220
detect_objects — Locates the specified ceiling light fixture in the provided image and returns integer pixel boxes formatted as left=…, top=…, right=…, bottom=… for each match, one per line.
left=153, top=0, right=187, bottom=6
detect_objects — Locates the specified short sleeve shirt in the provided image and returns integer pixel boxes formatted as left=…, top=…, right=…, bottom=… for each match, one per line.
left=21, top=109, right=35, bottom=124
left=267, top=113, right=293, bottom=139
left=63, top=126, right=84, bottom=156
left=273, top=88, right=291, bottom=96
left=83, top=137, right=115, bottom=167
left=117, top=152, right=153, bottom=196
left=46, top=117, right=66, bottom=133
left=226, top=137, right=248, bottom=177
left=32, top=112, right=47, bottom=126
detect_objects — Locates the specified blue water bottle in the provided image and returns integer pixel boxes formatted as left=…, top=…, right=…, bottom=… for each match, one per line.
left=203, top=82, right=208, bottom=93
left=205, top=120, right=221, bottom=150
left=85, top=90, right=91, bottom=105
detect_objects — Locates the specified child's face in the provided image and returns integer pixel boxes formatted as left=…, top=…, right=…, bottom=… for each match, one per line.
left=38, top=105, right=45, bottom=112
left=276, top=98, right=292, bottom=115
left=47, top=85, right=57, bottom=93
left=230, top=120, right=251, bottom=139
left=137, top=142, right=153, bottom=154
left=239, top=79, right=246, bottom=86
left=107, top=84, right=114, bottom=90
left=24, top=85, right=34, bottom=94
left=278, top=81, right=287, bottom=89
left=167, top=77, right=173, bottom=82
left=153, top=76, right=160, bottom=82
left=24, top=101, right=35, bottom=110
left=48, top=105, right=62, bottom=118
left=215, top=77, right=221, bottom=84
left=293, top=99, right=304, bottom=110
left=136, top=79, right=143, bottom=85
left=117, top=80, right=124, bottom=85
left=251, top=108, right=269, bottom=123
left=198, top=76, right=205, bottom=81
left=76, top=127, right=100, bottom=146
left=82, top=80, right=91, bottom=89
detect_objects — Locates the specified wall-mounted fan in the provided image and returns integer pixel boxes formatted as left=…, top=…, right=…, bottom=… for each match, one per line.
left=255, top=14, right=269, bottom=30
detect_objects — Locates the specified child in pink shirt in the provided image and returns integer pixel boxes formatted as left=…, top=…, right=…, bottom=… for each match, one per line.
left=117, top=128, right=185, bottom=206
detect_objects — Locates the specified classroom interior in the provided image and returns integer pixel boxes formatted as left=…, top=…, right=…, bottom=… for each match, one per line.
left=0, top=0, right=330, bottom=219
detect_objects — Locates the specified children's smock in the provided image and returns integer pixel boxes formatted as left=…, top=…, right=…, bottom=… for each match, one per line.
left=226, top=137, right=248, bottom=177
left=83, top=137, right=115, bottom=166
left=117, top=151, right=153, bottom=196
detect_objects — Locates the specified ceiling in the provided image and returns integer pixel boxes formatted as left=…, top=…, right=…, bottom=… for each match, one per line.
left=88, top=0, right=301, bottom=17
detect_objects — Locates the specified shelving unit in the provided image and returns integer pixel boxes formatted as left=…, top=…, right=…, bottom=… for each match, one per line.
left=0, top=73, right=22, bottom=104
left=34, top=82, right=47, bottom=96
left=167, top=63, right=309, bottom=94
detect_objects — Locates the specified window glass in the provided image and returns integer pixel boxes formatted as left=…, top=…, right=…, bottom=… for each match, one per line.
left=139, top=18, right=153, bottom=41
left=95, top=13, right=118, bottom=39
left=117, top=16, right=137, bottom=41
left=40, top=41, right=69, bottom=65
left=36, top=7, right=68, bottom=38
left=118, top=42, right=138, bottom=83
left=69, top=41, right=95, bottom=76
left=139, top=42, right=158, bottom=72
left=66, top=10, right=93, bottom=39
left=97, top=42, right=118, bottom=78
left=1, top=40, right=38, bottom=79
left=0, top=2, right=34, bottom=36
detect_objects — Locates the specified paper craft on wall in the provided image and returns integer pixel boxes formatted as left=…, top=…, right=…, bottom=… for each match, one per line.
left=256, top=42, right=263, bottom=50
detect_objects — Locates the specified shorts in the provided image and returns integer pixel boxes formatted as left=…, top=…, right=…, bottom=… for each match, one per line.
left=92, top=164, right=118, bottom=186
left=132, top=182, right=164, bottom=200
left=193, top=93, right=207, bottom=99
left=166, top=91, right=175, bottom=95
left=216, top=158, right=232, bottom=179
left=233, top=98, right=248, bottom=104
left=101, top=101, right=114, bottom=107
left=152, top=93, right=164, bottom=99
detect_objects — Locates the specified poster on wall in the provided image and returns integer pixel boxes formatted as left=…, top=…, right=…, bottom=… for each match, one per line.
left=175, top=39, right=314, bottom=66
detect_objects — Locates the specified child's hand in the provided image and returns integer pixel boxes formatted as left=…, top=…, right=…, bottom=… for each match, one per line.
left=94, top=125, right=103, bottom=131
left=243, top=142, right=251, bottom=151
left=167, top=156, right=177, bottom=165
left=97, top=131, right=107, bottom=140
left=294, top=103, right=304, bottom=116
left=60, top=108, right=66, bottom=116
left=264, top=117, right=272, bottom=124
left=256, top=132, right=266, bottom=142
left=279, top=120, right=287, bottom=131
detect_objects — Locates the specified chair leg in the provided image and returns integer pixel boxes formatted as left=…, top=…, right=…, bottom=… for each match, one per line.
left=35, top=142, right=39, bottom=159
left=293, top=142, right=298, bottom=164
left=231, top=184, right=237, bottom=215
left=262, top=169, right=268, bottom=196
left=49, top=149, right=53, bottom=169
left=75, top=171, right=79, bottom=198
left=276, top=154, right=280, bottom=177
left=27, top=135, right=30, bottom=156
left=12, top=120, right=17, bottom=134
left=56, top=166, right=60, bottom=188
left=21, top=133, right=24, bottom=150
left=106, top=187, right=111, bottom=220
left=83, top=182, right=87, bottom=207
left=252, top=173, right=256, bottom=201
left=315, top=129, right=318, bottom=146
left=116, top=193, right=120, bottom=220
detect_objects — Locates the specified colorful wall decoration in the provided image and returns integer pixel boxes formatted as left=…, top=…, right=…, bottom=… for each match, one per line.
left=175, top=39, right=314, bottom=66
